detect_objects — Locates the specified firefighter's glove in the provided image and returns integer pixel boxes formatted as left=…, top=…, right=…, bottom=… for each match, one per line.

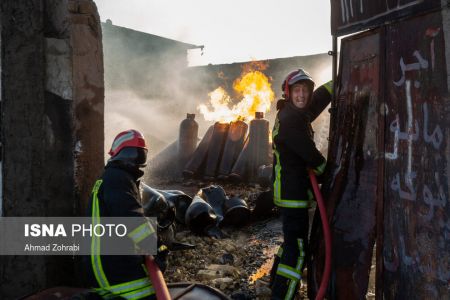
left=154, top=244, right=169, bottom=273
left=313, top=160, right=327, bottom=176
left=315, top=161, right=335, bottom=184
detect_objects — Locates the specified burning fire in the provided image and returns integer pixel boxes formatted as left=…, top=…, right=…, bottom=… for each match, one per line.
left=248, top=243, right=278, bottom=283
left=198, top=65, right=275, bottom=123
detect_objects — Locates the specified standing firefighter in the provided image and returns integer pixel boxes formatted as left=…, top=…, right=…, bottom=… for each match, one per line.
left=270, top=69, right=328, bottom=299
left=86, top=129, right=161, bottom=300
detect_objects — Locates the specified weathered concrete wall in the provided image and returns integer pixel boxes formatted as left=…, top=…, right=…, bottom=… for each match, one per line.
left=70, top=0, right=104, bottom=212
left=0, top=0, right=104, bottom=298
left=0, top=2, right=48, bottom=297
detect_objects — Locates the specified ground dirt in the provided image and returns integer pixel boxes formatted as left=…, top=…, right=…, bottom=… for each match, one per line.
left=147, top=179, right=309, bottom=299
left=148, top=179, right=375, bottom=299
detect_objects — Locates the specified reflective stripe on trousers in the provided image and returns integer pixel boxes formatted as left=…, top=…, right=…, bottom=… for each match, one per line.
left=90, top=179, right=155, bottom=299
left=275, top=239, right=305, bottom=300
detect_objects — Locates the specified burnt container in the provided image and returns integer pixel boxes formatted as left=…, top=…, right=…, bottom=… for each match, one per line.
left=183, top=125, right=214, bottom=178
left=185, top=195, right=218, bottom=234
left=156, top=189, right=193, bottom=225
left=222, top=196, right=250, bottom=226
left=228, top=136, right=249, bottom=182
left=203, top=122, right=229, bottom=180
left=178, top=113, right=198, bottom=170
left=197, top=185, right=227, bottom=224
left=247, top=112, right=270, bottom=182
left=217, top=120, right=248, bottom=180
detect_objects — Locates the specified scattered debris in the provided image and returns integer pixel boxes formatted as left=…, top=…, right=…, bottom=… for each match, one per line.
left=164, top=216, right=284, bottom=298
left=254, top=279, right=271, bottom=298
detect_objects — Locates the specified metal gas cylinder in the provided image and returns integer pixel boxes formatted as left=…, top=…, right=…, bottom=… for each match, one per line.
left=247, top=112, right=270, bottom=182
left=183, top=125, right=214, bottom=178
left=178, top=113, right=198, bottom=169
left=228, top=137, right=249, bottom=182
left=203, top=122, right=229, bottom=180
left=217, top=120, right=248, bottom=180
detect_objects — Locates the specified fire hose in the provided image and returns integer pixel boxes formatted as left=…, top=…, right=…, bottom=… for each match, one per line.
left=145, top=255, right=171, bottom=300
left=308, top=169, right=332, bottom=300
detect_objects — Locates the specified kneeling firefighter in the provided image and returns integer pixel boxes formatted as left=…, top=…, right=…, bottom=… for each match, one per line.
left=269, top=69, right=331, bottom=299
left=85, top=129, right=167, bottom=300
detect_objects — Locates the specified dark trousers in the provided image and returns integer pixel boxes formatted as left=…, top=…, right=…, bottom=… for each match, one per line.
left=270, top=208, right=309, bottom=300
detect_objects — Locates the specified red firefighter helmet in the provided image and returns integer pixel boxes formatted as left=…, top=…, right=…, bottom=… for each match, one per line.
left=281, top=68, right=315, bottom=99
left=109, top=129, right=147, bottom=158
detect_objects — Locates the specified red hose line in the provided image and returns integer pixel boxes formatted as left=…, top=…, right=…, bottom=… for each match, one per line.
left=308, top=169, right=332, bottom=300
left=145, top=255, right=171, bottom=300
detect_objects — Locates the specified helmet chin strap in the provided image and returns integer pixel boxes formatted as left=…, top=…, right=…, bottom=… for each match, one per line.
left=108, top=159, right=146, bottom=180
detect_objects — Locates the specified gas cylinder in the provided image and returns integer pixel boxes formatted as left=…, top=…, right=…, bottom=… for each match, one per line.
left=228, top=137, right=249, bottom=182
left=217, top=120, right=248, bottom=180
left=178, top=113, right=198, bottom=170
left=183, top=125, right=214, bottom=178
left=247, top=112, right=270, bottom=182
left=203, top=122, right=229, bottom=180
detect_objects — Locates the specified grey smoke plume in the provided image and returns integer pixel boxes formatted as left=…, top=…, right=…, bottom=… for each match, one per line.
left=102, top=22, right=332, bottom=161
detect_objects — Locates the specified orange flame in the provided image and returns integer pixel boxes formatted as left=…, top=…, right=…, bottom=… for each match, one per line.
left=198, top=64, right=275, bottom=123
left=248, top=243, right=278, bottom=283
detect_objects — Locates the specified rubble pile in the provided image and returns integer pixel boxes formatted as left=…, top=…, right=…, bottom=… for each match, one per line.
left=162, top=207, right=312, bottom=299
left=163, top=217, right=310, bottom=299
left=164, top=222, right=278, bottom=298
left=140, top=178, right=323, bottom=298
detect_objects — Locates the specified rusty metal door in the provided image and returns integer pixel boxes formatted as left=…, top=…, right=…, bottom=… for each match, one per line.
left=312, top=7, right=450, bottom=300
left=309, top=29, right=382, bottom=299
left=381, top=11, right=449, bottom=299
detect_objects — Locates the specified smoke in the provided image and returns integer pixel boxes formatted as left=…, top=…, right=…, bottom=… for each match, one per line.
left=311, top=63, right=332, bottom=157
left=102, top=22, right=216, bottom=161
left=102, top=23, right=333, bottom=161
left=104, top=90, right=175, bottom=159
left=103, top=75, right=218, bottom=162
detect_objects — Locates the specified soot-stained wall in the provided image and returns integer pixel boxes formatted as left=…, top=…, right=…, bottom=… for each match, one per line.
left=0, top=0, right=104, bottom=298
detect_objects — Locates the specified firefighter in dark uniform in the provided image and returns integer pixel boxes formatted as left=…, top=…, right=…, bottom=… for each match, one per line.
left=86, top=129, right=163, bottom=300
left=270, top=69, right=329, bottom=299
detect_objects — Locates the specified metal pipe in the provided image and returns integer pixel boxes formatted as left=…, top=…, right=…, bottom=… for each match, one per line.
left=332, top=35, right=338, bottom=108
